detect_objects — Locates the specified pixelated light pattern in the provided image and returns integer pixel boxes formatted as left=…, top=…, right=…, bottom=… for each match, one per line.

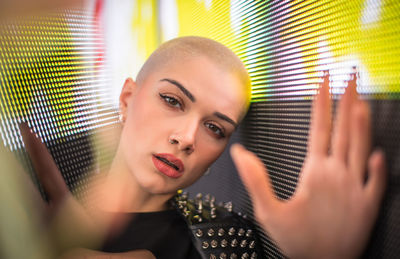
left=0, top=9, right=117, bottom=151
left=168, top=0, right=400, bottom=102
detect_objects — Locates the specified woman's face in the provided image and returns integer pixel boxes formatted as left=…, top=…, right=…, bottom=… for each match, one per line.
left=119, top=55, right=248, bottom=195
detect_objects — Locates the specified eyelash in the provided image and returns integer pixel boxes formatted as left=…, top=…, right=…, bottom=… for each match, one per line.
left=159, top=93, right=226, bottom=139
left=205, top=122, right=225, bottom=139
left=159, top=93, right=183, bottom=109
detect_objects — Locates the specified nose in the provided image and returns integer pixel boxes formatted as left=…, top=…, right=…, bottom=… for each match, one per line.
left=169, top=119, right=199, bottom=154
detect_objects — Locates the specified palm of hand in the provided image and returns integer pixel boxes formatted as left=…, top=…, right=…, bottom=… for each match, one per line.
left=231, top=71, right=386, bottom=258
left=271, top=156, right=375, bottom=259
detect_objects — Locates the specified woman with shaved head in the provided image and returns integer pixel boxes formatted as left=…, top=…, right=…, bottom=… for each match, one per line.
left=21, top=36, right=386, bottom=259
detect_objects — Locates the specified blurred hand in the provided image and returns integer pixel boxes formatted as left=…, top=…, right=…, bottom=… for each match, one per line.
left=19, top=124, right=127, bottom=255
left=231, top=71, right=387, bottom=258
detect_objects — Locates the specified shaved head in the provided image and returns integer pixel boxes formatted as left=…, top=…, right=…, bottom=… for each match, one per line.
left=136, top=36, right=251, bottom=110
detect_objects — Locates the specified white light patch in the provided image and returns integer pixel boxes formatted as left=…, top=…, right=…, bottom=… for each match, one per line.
left=315, top=39, right=372, bottom=95
left=327, top=56, right=371, bottom=95
left=361, top=0, right=383, bottom=27
left=204, top=0, right=212, bottom=10
left=159, top=0, right=179, bottom=41
left=230, top=0, right=242, bottom=36
left=196, top=0, right=212, bottom=10
left=102, top=0, right=142, bottom=108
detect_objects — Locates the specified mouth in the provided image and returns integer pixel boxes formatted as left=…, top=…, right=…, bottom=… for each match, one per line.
left=154, top=155, right=180, bottom=171
left=152, top=153, right=184, bottom=178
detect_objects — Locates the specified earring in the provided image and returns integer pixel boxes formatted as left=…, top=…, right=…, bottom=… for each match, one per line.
left=119, top=114, right=125, bottom=123
left=204, top=167, right=211, bottom=176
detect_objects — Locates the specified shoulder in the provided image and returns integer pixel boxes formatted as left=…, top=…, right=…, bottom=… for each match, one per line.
left=170, top=191, right=264, bottom=259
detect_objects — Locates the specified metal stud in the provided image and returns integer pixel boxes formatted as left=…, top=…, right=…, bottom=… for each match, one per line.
left=230, top=253, right=238, bottom=259
left=249, top=240, right=255, bottom=249
left=211, top=240, right=218, bottom=248
left=183, top=208, right=190, bottom=218
left=179, top=200, right=187, bottom=209
left=224, top=201, right=233, bottom=212
left=231, top=239, right=238, bottom=247
left=193, top=215, right=202, bottom=223
left=204, top=194, right=211, bottom=203
left=228, top=227, right=236, bottom=236
left=202, top=241, right=209, bottom=249
left=245, top=229, right=253, bottom=238
left=208, top=228, right=215, bottom=237
left=195, top=229, right=203, bottom=237
left=210, top=207, right=217, bottom=219
left=241, top=253, right=249, bottom=259
left=218, top=228, right=225, bottom=236
left=220, top=239, right=228, bottom=248
left=250, top=252, right=257, bottom=259
left=210, top=196, right=216, bottom=207
left=238, top=228, right=245, bottom=236
left=211, top=207, right=217, bottom=219
left=210, top=254, right=216, bottom=259
left=240, top=240, right=247, bottom=248
left=220, top=252, right=227, bottom=259
left=197, top=199, right=203, bottom=213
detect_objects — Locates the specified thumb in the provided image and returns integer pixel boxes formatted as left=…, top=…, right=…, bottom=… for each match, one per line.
left=230, top=143, right=278, bottom=212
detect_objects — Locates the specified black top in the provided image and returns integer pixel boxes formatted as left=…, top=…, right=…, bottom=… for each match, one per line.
left=101, top=209, right=202, bottom=259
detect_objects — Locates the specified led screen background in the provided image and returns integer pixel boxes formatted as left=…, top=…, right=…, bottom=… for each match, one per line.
left=0, top=0, right=399, bottom=258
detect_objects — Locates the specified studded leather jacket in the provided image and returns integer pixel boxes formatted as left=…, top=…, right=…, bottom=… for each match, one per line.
left=170, top=192, right=264, bottom=259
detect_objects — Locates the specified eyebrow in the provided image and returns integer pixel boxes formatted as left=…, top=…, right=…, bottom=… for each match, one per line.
left=160, top=78, right=196, bottom=102
left=214, top=112, right=238, bottom=128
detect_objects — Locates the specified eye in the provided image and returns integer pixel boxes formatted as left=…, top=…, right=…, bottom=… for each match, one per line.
left=159, top=93, right=182, bottom=109
left=205, top=122, right=225, bottom=139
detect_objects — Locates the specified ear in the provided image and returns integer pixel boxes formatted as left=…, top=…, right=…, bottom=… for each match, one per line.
left=119, top=77, right=137, bottom=122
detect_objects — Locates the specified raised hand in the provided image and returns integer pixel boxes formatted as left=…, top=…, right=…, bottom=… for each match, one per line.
left=231, top=71, right=387, bottom=258
left=19, top=124, right=151, bottom=258
left=19, top=123, right=107, bottom=252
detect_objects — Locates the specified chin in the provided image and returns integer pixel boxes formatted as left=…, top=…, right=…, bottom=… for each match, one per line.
left=136, top=173, right=180, bottom=195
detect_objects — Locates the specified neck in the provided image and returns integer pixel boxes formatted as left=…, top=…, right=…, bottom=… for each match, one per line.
left=94, top=149, right=175, bottom=213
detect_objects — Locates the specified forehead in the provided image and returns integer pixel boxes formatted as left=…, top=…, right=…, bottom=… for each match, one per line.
left=148, top=55, right=248, bottom=121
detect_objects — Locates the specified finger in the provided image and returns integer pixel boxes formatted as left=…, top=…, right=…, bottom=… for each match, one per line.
left=348, top=101, right=371, bottom=181
left=230, top=144, right=278, bottom=212
left=308, top=71, right=332, bottom=156
left=331, top=73, right=357, bottom=160
left=0, top=143, right=48, bottom=215
left=19, top=122, right=69, bottom=203
left=365, top=149, right=387, bottom=211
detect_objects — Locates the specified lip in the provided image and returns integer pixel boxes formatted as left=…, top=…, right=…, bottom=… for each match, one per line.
left=152, top=153, right=184, bottom=178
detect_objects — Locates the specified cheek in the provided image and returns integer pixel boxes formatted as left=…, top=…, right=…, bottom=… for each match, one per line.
left=194, top=138, right=227, bottom=169
left=127, top=94, right=169, bottom=141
